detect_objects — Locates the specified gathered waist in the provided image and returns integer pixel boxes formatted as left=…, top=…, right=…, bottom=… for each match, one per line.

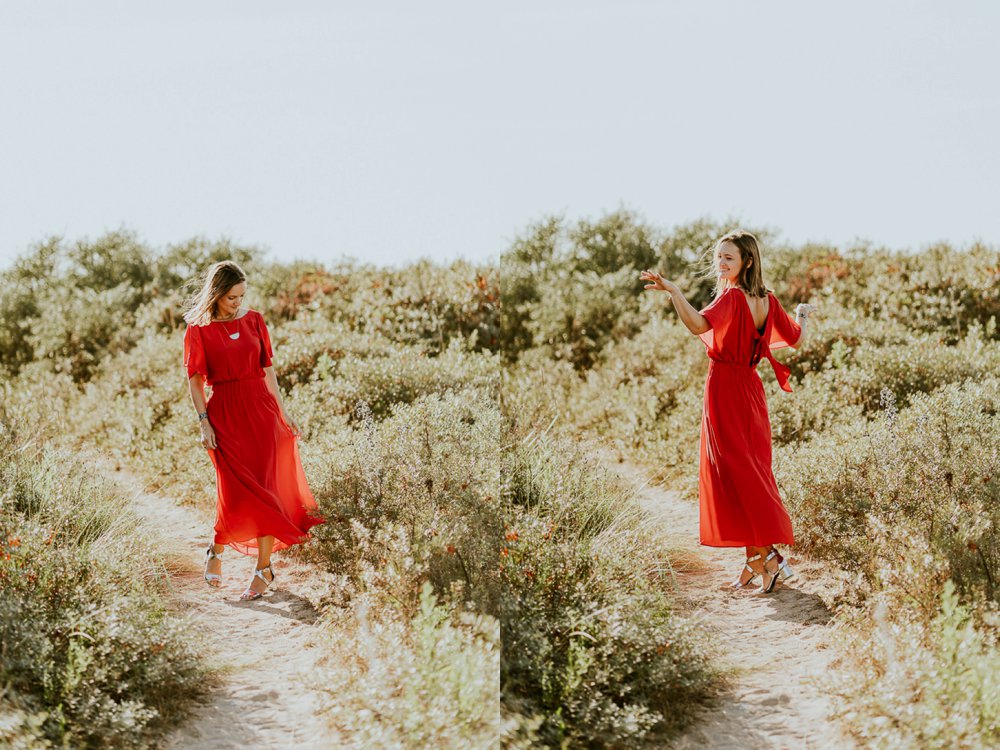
left=209, top=372, right=266, bottom=388
left=706, top=349, right=795, bottom=393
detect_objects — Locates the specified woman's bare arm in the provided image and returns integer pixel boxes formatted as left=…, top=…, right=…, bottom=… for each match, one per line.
left=639, top=270, right=711, bottom=335
left=188, top=374, right=216, bottom=449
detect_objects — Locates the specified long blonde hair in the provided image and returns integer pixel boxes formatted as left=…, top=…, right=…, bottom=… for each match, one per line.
left=706, top=230, right=772, bottom=299
left=183, top=261, right=247, bottom=326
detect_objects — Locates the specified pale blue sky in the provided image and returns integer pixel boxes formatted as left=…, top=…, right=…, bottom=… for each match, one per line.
left=1, top=1, right=997, bottom=269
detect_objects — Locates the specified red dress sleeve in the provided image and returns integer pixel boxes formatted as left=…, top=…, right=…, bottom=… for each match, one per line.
left=767, top=293, right=802, bottom=350
left=255, top=311, right=274, bottom=368
left=697, top=288, right=736, bottom=350
left=183, top=325, right=207, bottom=380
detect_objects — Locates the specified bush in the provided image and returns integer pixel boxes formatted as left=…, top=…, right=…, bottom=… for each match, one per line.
left=500, top=427, right=717, bottom=747
left=831, top=583, right=1000, bottom=749
left=314, top=582, right=500, bottom=749
left=778, top=380, right=1000, bottom=612
left=304, top=390, right=502, bottom=615
left=0, top=417, right=204, bottom=749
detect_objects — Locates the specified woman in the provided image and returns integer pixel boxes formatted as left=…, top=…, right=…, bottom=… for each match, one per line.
left=640, top=230, right=815, bottom=594
left=183, top=261, right=324, bottom=601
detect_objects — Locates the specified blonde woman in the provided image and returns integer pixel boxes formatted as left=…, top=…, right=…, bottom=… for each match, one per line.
left=183, top=261, right=324, bottom=600
left=641, top=231, right=815, bottom=593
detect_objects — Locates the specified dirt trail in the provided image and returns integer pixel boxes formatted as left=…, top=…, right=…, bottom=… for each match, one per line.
left=599, top=454, right=854, bottom=750
left=102, top=464, right=340, bottom=750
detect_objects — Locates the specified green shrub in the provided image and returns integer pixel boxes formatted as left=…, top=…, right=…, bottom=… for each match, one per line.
left=307, top=338, right=498, bottom=422
left=831, top=582, right=999, bottom=749
left=304, top=390, right=502, bottom=615
left=0, top=418, right=204, bottom=749
left=314, top=582, right=500, bottom=749
left=500, top=428, right=717, bottom=747
left=777, top=380, right=1000, bottom=612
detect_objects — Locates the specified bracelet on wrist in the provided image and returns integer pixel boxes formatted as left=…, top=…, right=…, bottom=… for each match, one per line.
left=198, top=411, right=209, bottom=422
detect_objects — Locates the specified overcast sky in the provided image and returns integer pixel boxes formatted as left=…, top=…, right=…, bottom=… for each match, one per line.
left=1, top=1, right=997, bottom=269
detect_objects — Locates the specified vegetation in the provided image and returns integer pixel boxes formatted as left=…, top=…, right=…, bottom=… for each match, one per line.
left=499, top=425, right=717, bottom=747
left=501, top=209, right=1000, bottom=748
left=0, top=411, right=204, bottom=749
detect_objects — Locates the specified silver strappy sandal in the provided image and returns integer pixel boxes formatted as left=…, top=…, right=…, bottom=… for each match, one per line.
left=729, top=554, right=764, bottom=590
left=240, top=564, right=275, bottom=601
left=758, top=549, right=795, bottom=594
left=204, top=545, right=222, bottom=588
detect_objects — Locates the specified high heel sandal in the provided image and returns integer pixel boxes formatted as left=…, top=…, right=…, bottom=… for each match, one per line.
left=240, top=564, right=275, bottom=601
left=758, top=549, right=795, bottom=594
left=729, top=554, right=764, bottom=590
left=204, top=545, right=222, bottom=588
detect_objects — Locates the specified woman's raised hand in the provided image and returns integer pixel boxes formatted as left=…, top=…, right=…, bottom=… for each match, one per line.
left=794, top=303, right=817, bottom=320
left=200, top=420, right=218, bottom=450
left=640, top=269, right=675, bottom=294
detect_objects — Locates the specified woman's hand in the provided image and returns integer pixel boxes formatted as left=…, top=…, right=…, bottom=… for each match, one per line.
left=640, top=269, right=677, bottom=295
left=794, top=303, right=817, bottom=321
left=283, top=413, right=302, bottom=438
left=199, top=420, right=217, bottom=450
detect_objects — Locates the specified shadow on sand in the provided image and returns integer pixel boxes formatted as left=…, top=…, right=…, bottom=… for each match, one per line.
left=764, top=585, right=833, bottom=627
left=226, top=588, right=322, bottom=624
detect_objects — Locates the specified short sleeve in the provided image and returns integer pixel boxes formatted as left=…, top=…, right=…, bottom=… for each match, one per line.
left=697, top=288, right=736, bottom=349
left=255, top=311, right=274, bottom=368
left=767, top=294, right=802, bottom=350
left=183, top=325, right=207, bottom=380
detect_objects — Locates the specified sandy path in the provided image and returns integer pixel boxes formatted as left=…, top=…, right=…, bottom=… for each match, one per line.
left=598, top=454, right=855, bottom=750
left=102, top=463, right=340, bottom=750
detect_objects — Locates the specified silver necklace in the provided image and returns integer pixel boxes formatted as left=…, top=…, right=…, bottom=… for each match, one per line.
left=216, top=313, right=240, bottom=340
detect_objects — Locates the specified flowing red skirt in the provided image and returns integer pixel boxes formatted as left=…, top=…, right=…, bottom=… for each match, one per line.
left=698, top=361, right=794, bottom=547
left=205, top=375, right=324, bottom=555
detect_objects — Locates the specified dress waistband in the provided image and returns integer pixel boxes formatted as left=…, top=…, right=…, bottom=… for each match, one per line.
left=707, top=352, right=794, bottom=393
left=210, top=372, right=265, bottom=387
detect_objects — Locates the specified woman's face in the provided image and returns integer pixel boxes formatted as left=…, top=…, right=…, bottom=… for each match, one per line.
left=215, top=281, right=246, bottom=318
left=715, top=241, right=745, bottom=285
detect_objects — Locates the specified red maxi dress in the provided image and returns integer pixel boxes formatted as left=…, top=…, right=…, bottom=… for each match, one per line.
left=183, top=310, right=324, bottom=556
left=696, top=287, right=802, bottom=547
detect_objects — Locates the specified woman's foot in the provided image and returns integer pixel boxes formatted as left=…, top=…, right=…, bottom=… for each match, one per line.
left=729, top=554, right=764, bottom=590
left=204, top=545, right=222, bottom=588
left=757, top=548, right=794, bottom=594
left=240, top=564, right=275, bottom=601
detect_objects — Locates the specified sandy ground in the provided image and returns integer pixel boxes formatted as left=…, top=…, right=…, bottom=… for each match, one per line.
left=102, top=464, right=341, bottom=750
left=599, top=454, right=856, bottom=750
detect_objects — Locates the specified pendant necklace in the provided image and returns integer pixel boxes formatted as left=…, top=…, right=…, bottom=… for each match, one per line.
left=218, top=314, right=240, bottom=340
